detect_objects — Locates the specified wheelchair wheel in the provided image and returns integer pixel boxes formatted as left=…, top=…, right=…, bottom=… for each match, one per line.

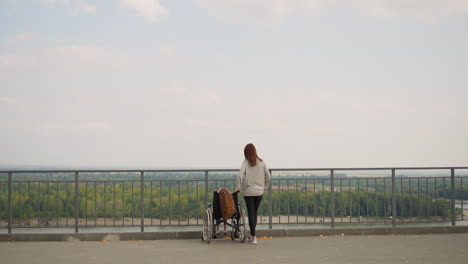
left=201, top=208, right=212, bottom=243
left=238, top=208, right=248, bottom=243
left=230, top=221, right=239, bottom=241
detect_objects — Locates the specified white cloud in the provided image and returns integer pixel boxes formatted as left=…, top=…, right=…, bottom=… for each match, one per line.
left=159, top=46, right=176, bottom=57
left=0, top=97, right=17, bottom=104
left=0, top=44, right=145, bottom=71
left=0, top=44, right=176, bottom=75
left=196, top=0, right=331, bottom=24
left=119, top=0, right=169, bottom=22
left=73, top=0, right=97, bottom=15
left=36, top=122, right=112, bottom=137
left=351, top=0, right=468, bottom=19
left=39, top=0, right=58, bottom=5
left=37, top=0, right=97, bottom=15
left=71, top=122, right=112, bottom=130
left=196, top=0, right=468, bottom=24
left=157, top=84, right=223, bottom=106
left=0, top=54, right=35, bottom=68
left=5, top=32, right=41, bottom=45
left=48, top=45, right=129, bottom=68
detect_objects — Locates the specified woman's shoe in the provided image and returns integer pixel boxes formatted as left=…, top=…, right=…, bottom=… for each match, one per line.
left=249, top=236, right=257, bottom=245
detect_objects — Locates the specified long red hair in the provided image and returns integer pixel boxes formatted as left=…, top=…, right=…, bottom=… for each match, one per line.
left=244, top=143, right=262, bottom=166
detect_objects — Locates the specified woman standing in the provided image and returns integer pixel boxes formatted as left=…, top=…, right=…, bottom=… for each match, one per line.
left=235, top=143, right=271, bottom=244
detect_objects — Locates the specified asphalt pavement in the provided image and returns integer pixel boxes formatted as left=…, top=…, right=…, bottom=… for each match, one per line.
left=2, top=233, right=467, bottom=264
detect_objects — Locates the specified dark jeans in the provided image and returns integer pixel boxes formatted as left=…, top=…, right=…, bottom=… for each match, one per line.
left=244, top=195, right=263, bottom=236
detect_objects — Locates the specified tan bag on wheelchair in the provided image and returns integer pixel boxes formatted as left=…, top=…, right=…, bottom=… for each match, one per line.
left=217, top=188, right=237, bottom=220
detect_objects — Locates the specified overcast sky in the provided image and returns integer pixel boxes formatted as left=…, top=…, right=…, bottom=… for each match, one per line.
left=1, top=0, right=467, bottom=169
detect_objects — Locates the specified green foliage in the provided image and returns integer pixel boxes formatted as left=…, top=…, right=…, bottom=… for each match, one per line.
left=0, top=180, right=460, bottom=222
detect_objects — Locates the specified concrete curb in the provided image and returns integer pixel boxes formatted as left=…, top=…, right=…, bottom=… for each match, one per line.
left=1, top=226, right=467, bottom=242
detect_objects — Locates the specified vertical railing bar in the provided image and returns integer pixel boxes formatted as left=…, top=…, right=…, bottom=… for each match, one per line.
left=305, top=179, right=308, bottom=223
left=0, top=181, right=3, bottom=228
left=400, top=178, right=403, bottom=220
left=141, top=171, right=144, bottom=232
left=169, top=180, right=172, bottom=225
left=85, top=181, right=88, bottom=227
left=357, top=178, right=360, bottom=223
left=19, top=181, right=22, bottom=228
left=94, top=181, right=97, bottom=227
left=74, top=172, right=79, bottom=233
left=8, top=172, right=12, bottom=233
left=278, top=179, right=283, bottom=224
left=279, top=179, right=281, bottom=224
left=441, top=177, right=447, bottom=220
left=296, top=178, right=299, bottom=223
left=187, top=180, right=190, bottom=225
left=451, top=169, right=455, bottom=226
left=391, top=169, right=396, bottom=227
left=37, top=181, right=40, bottom=227
left=159, top=181, right=162, bottom=226
left=366, top=178, right=369, bottom=222
left=330, top=169, right=335, bottom=228
left=150, top=181, right=153, bottom=226
left=28, top=181, right=31, bottom=227
left=204, top=171, right=208, bottom=208
left=104, top=182, right=107, bottom=226
left=113, top=181, right=116, bottom=227
left=178, top=180, right=181, bottom=226
left=313, top=179, right=316, bottom=223
left=287, top=179, right=290, bottom=223
left=434, top=178, right=438, bottom=219
left=131, top=181, right=134, bottom=226
left=443, top=177, right=446, bottom=219
left=417, top=178, right=420, bottom=219
left=18, top=181, right=22, bottom=227
left=65, top=182, right=69, bottom=227
left=196, top=180, right=199, bottom=225
left=461, top=177, right=464, bottom=221
left=348, top=179, right=352, bottom=223
left=122, top=182, right=125, bottom=226
left=426, top=177, right=429, bottom=219
left=322, top=179, right=325, bottom=223
left=409, top=179, right=412, bottom=221
left=340, top=178, right=343, bottom=223
left=384, top=178, right=387, bottom=223
left=56, top=181, right=59, bottom=228
left=46, top=181, right=50, bottom=227
left=374, top=179, right=378, bottom=222
left=0, top=181, right=2, bottom=229
left=268, top=170, right=272, bottom=234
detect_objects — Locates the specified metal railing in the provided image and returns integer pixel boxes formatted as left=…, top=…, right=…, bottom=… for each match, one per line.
left=0, top=167, right=467, bottom=233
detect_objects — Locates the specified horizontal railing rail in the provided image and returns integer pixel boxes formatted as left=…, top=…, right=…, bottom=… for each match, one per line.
left=2, top=166, right=468, bottom=173
left=0, top=167, right=467, bottom=234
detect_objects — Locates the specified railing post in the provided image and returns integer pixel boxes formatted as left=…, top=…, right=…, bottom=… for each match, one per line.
left=330, top=170, right=335, bottom=228
left=204, top=171, right=209, bottom=207
left=141, top=171, right=145, bottom=232
left=451, top=168, right=456, bottom=226
left=8, top=172, right=12, bottom=234
left=391, top=169, right=396, bottom=227
left=75, top=172, right=79, bottom=233
left=268, top=169, right=273, bottom=236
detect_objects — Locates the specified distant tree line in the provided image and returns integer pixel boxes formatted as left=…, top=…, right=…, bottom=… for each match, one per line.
left=0, top=180, right=463, bottom=221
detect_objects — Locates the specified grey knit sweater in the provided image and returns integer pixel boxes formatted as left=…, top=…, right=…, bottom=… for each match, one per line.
left=237, top=158, right=272, bottom=196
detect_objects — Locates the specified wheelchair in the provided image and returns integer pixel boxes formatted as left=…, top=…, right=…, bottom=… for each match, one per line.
left=201, top=190, right=248, bottom=243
